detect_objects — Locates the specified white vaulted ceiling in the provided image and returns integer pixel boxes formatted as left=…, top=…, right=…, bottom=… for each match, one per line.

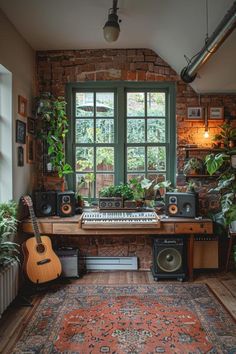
left=0, top=0, right=235, bottom=93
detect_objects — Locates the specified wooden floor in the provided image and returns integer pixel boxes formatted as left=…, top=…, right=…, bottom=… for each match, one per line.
left=0, top=270, right=235, bottom=354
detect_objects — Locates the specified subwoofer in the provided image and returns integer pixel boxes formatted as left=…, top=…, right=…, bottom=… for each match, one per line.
left=57, top=191, right=75, bottom=217
left=33, top=191, right=57, bottom=217
left=152, top=238, right=186, bottom=281
left=165, top=192, right=198, bottom=218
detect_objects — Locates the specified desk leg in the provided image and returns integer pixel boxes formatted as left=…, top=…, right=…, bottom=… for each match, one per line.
left=188, top=234, right=194, bottom=281
left=225, top=236, right=233, bottom=272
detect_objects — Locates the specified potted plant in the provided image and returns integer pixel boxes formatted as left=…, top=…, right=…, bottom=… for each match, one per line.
left=183, top=157, right=204, bottom=175
left=205, top=150, right=236, bottom=230
left=0, top=201, right=19, bottom=267
left=35, top=93, right=73, bottom=182
left=212, top=121, right=236, bottom=149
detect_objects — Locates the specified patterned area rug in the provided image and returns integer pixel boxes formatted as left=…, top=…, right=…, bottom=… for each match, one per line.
left=12, top=284, right=236, bottom=354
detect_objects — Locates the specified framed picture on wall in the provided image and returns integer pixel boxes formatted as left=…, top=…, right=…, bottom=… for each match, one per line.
left=17, top=146, right=24, bottom=166
left=187, top=107, right=203, bottom=120
left=18, top=95, right=27, bottom=117
left=27, top=117, right=35, bottom=135
left=26, top=135, right=35, bottom=164
left=16, top=120, right=26, bottom=144
left=209, top=107, right=224, bottom=120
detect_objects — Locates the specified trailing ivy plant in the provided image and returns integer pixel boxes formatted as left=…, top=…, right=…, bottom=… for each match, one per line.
left=0, top=201, right=19, bottom=266
left=36, top=93, right=73, bottom=178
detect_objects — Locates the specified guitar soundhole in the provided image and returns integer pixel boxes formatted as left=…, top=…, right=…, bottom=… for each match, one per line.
left=36, top=243, right=46, bottom=254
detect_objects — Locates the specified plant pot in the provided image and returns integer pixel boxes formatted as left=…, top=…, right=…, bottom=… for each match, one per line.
left=230, top=221, right=236, bottom=232
left=43, top=175, right=65, bottom=191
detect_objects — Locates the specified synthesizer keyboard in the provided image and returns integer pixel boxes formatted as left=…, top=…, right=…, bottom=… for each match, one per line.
left=81, top=211, right=160, bottom=229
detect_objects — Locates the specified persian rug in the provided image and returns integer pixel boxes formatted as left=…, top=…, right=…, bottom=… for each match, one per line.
left=12, top=284, right=236, bottom=354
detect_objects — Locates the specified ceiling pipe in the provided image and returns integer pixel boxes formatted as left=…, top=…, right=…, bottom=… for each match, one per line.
left=181, top=1, right=236, bottom=83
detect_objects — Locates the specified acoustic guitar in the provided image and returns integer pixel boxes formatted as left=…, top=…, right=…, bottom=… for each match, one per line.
left=22, top=195, right=62, bottom=284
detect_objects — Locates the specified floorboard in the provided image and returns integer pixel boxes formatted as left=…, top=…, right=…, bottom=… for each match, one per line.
left=0, top=270, right=235, bottom=354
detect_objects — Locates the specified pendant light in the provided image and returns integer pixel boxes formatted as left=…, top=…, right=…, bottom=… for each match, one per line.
left=103, top=0, right=121, bottom=42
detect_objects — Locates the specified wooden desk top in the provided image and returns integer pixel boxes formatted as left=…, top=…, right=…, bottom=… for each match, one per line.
left=21, top=214, right=213, bottom=236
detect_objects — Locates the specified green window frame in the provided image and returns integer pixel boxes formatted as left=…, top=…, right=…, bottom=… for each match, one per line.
left=66, top=82, right=176, bottom=200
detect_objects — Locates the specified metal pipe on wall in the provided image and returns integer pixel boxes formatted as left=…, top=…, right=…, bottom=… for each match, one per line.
left=181, top=1, right=236, bottom=83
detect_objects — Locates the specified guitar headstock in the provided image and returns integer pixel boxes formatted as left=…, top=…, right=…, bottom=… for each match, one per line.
left=21, top=195, right=33, bottom=208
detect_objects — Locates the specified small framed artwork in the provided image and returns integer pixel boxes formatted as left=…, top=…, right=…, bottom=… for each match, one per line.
left=16, top=120, right=26, bottom=144
left=17, top=146, right=24, bottom=166
left=209, top=107, right=224, bottom=120
left=26, top=135, right=35, bottom=164
left=18, top=95, right=27, bottom=117
left=27, top=117, right=35, bottom=135
left=187, top=107, right=203, bottom=120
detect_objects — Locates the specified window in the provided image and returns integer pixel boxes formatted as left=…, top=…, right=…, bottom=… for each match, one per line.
left=0, top=65, right=13, bottom=202
left=66, top=82, right=176, bottom=200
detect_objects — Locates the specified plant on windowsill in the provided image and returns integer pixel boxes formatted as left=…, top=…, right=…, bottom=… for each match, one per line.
left=0, top=201, right=19, bottom=267
left=35, top=93, right=73, bottom=181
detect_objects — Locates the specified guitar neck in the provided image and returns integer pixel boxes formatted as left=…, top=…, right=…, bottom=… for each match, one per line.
left=28, top=205, right=42, bottom=243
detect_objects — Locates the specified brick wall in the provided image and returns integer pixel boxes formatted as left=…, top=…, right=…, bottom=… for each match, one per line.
left=36, top=47, right=236, bottom=171
left=36, top=48, right=236, bottom=270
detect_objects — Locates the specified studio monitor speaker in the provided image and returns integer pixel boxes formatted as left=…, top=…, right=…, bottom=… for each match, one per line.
left=57, top=191, right=75, bottom=217
left=165, top=192, right=198, bottom=218
left=152, top=238, right=186, bottom=281
left=33, top=191, right=57, bottom=217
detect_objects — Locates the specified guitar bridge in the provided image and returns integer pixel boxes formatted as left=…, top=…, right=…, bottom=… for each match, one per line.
left=37, top=258, right=51, bottom=265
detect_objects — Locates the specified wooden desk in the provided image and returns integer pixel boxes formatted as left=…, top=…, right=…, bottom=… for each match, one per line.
left=21, top=215, right=213, bottom=281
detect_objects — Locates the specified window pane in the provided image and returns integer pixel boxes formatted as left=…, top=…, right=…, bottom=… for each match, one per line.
left=96, top=174, right=114, bottom=197
left=96, top=119, right=114, bottom=143
left=76, top=147, right=94, bottom=172
left=147, top=173, right=166, bottom=181
left=127, top=119, right=145, bottom=143
left=96, top=92, right=114, bottom=117
left=76, top=174, right=94, bottom=198
left=147, top=147, right=166, bottom=171
left=127, top=173, right=145, bottom=182
left=76, top=119, right=94, bottom=143
left=96, top=147, right=114, bottom=171
left=127, top=147, right=145, bottom=171
left=127, top=92, right=145, bottom=117
left=76, top=92, right=94, bottom=117
left=147, top=119, right=165, bottom=143
left=147, top=92, right=165, bottom=117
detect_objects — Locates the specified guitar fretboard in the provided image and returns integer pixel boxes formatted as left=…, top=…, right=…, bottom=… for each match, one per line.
left=27, top=204, right=42, bottom=244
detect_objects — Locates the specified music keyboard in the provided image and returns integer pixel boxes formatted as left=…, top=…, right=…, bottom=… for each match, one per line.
left=81, top=211, right=160, bottom=229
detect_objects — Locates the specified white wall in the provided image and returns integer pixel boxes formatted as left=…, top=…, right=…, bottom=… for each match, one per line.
left=0, top=9, right=35, bottom=202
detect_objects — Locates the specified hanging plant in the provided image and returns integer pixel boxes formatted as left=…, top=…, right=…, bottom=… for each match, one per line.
left=35, top=93, right=73, bottom=178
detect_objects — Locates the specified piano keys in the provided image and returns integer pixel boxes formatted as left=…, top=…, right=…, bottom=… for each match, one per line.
left=81, top=211, right=160, bottom=229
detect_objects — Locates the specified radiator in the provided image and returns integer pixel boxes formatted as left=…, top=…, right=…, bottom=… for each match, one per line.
left=85, top=256, right=138, bottom=270
left=0, top=260, right=19, bottom=318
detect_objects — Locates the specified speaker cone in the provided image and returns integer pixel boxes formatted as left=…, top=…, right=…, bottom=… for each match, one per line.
left=41, top=203, right=52, bottom=215
left=157, top=248, right=182, bottom=272
left=61, top=204, right=72, bottom=215
left=168, top=204, right=178, bottom=215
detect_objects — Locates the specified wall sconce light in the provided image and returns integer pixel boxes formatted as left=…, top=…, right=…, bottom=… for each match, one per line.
left=204, top=107, right=209, bottom=138
left=103, top=0, right=121, bottom=42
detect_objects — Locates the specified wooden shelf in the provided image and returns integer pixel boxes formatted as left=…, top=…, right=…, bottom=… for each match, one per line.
left=185, top=174, right=218, bottom=179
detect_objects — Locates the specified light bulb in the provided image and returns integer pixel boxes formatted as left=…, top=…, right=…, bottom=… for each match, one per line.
left=204, top=130, right=209, bottom=138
